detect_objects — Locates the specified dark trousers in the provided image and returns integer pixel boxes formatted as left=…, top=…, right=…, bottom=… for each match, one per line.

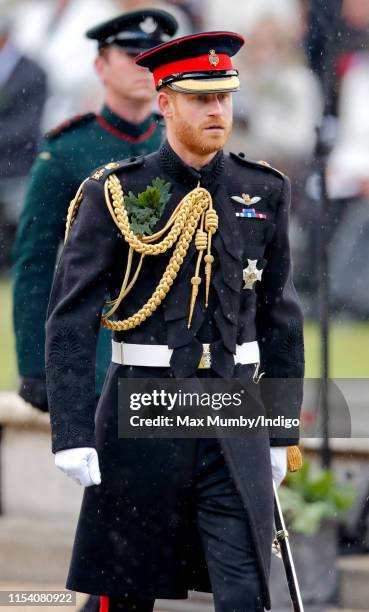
left=83, top=439, right=264, bottom=612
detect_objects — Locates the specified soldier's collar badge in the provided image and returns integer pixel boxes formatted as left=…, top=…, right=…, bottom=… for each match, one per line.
left=231, top=193, right=261, bottom=206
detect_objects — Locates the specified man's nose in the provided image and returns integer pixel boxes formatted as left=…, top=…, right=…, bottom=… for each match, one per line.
left=207, top=97, right=223, bottom=115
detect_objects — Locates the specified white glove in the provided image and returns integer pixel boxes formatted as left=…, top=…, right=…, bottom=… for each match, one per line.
left=270, top=447, right=288, bottom=487
left=55, top=447, right=101, bottom=487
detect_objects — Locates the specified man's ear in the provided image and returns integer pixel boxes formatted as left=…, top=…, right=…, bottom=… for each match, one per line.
left=158, top=89, right=175, bottom=119
left=94, top=54, right=107, bottom=84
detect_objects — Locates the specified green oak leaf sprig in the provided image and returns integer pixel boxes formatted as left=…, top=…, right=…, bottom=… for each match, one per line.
left=124, top=177, right=172, bottom=236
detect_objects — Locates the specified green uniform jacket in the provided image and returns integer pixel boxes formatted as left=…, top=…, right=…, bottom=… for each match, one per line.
left=13, top=105, right=164, bottom=394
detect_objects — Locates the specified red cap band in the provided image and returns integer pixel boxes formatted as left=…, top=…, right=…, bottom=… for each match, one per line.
left=153, top=53, right=233, bottom=87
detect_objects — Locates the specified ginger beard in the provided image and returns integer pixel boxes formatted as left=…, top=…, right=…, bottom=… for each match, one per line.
left=170, top=92, right=233, bottom=156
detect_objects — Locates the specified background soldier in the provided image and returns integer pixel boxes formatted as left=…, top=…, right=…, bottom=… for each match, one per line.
left=46, top=31, right=304, bottom=612
left=12, top=9, right=178, bottom=411
left=0, top=9, right=47, bottom=270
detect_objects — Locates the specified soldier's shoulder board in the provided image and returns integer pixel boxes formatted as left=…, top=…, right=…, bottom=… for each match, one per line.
left=230, top=152, right=285, bottom=179
left=45, top=113, right=96, bottom=140
left=89, top=156, right=145, bottom=183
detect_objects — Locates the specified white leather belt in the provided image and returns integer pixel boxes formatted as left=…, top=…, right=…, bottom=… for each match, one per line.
left=111, top=340, right=260, bottom=369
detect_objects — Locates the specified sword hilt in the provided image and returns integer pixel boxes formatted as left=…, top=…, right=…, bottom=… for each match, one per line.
left=275, top=528, right=289, bottom=541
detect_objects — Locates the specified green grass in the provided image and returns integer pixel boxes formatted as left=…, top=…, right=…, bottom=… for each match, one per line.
left=0, top=276, right=18, bottom=390
left=304, top=320, right=369, bottom=378
left=0, top=277, right=368, bottom=390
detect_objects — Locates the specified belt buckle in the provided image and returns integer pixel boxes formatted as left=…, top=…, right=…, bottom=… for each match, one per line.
left=198, top=343, right=211, bottom=369
left=120, top=342, right=125, bottom=366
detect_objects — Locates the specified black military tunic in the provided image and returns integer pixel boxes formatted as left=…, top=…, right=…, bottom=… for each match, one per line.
left=45, top=141, right=304, bottom=610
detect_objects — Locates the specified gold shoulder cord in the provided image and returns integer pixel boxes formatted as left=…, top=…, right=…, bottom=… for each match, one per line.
left=65, top=179, right=88, bottom=242
left=65, top=174, right=218, bottom=331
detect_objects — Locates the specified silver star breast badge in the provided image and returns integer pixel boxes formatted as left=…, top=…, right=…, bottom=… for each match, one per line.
left=243, top=259, right=263, bottom=290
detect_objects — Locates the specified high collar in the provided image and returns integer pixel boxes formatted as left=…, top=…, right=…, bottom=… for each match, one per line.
left=159, top=140, right=225, bottom=189
left=99, top=104, right=156, bottom=139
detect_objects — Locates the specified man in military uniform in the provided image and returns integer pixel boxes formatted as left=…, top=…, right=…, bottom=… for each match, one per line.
left=46, top=32, right=304, bottom=611
left=12, top=9, right=178, bottom=410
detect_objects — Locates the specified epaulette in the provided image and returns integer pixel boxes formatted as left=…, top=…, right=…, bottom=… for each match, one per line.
left=89, top=156, right=145, bottom=183
left=230, top=152, right=285, bottom=179
left=45, top=113, right=96, bottom=140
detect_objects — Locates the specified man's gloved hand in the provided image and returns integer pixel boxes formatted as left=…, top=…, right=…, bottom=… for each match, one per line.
left=19, top=378, right=48, bottom=412
left=270, top=447, right=288, bottom=487
left=55, top=447, right=101, bottom=487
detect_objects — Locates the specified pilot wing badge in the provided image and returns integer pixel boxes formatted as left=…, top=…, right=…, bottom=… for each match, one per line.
left=231, top=193, right=261, bottom=206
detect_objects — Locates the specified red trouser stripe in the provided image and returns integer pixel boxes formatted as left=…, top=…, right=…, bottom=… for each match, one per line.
left=100, top=595, right=109, bottom=612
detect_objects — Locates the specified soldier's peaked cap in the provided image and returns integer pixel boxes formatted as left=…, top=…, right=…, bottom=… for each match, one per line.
left=135, top=31, right=245, bottom=93
left=85, top=9, right=178, bottom=53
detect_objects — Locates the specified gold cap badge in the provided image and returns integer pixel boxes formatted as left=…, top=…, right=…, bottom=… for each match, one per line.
left=209, top=49, right=219, bottom=67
